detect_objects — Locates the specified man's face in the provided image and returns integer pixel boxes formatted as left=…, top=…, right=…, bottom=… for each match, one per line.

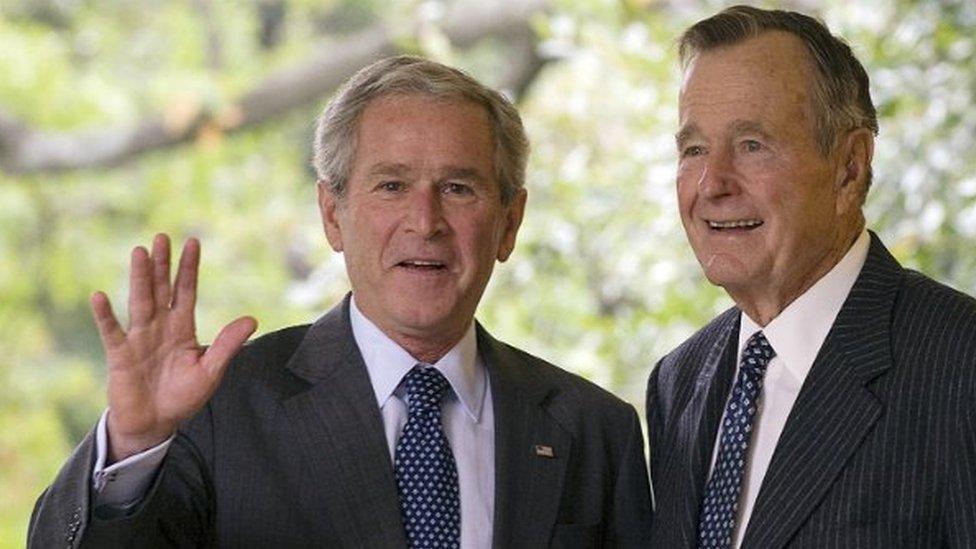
left=319, top=94, right=525, bottom=351
left=676, top=31, right=860, bottom=320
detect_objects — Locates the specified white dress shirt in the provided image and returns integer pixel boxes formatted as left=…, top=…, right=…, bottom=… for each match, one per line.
left=712, top=229, right=870, bottom=548
left=349, top=297, right=495, bottom=549
left=93, top=296, right=495, bottom=548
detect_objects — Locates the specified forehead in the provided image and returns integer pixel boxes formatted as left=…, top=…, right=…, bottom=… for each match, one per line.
left=349, top=93, right=496, bottom=181
left=358, top=93, right=490, bottom=130
left=678, top=31, right=816, bottom=130
left=355, top=94, right=492, bottom=147
left=354, top=93, right=492, bottom=146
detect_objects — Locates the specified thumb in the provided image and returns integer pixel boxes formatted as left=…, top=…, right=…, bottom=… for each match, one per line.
left=201, top=316, right=258, bottom=378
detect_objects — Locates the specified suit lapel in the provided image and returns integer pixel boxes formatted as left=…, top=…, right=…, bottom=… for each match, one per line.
left=742, top=233, right=902, bottom=548
left=281, top=295, right=407, bottom=547
left=481, top=327, right=570, bottom=549
left=672, top=312, right=740, bottom=546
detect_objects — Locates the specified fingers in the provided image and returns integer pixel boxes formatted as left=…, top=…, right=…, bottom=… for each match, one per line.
left=172, top=238, right=200, bottom=315
left=151, top=233, right=172, bottom=309
left=127, top=246, right=154, bottom=327
left=201, top=316, right=258, bottom=378
left=90, top=291, right=127, bottom=350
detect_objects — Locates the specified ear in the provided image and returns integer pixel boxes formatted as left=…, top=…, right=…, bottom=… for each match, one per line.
left=317, top=180, right=344, bottom=252
left=833, top=128, right=875, bottom=213
left=496, top=187, right=527, bottom=262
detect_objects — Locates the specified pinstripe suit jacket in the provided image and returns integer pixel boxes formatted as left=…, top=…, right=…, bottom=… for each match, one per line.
left=646, top=233, right=976, bottom=548
left=30, top=295, right=653, bottom=548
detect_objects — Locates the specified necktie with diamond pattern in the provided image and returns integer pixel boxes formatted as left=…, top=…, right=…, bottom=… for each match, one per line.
left=394, top=365, right=461, bottom=549
left=698, top=331, right=776, bottom=548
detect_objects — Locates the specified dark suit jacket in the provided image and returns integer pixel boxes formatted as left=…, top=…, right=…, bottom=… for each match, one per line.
left=646, top=233, right=976, bottom=548
left=30, top=295, right=652, bottom=548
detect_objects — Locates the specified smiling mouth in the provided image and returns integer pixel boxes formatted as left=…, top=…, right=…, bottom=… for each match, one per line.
left=397, top=260, right=448, bottom=271
left=707, top=219, right=763, bottom=231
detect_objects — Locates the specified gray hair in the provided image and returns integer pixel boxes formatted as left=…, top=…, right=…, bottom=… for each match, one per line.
left=312, top=55, right=528, bottom=204
left=679, top=5, right=878, bottom=180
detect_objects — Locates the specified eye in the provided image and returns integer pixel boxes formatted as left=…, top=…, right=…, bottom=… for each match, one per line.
left=376, top=180, right=404, bottom=193
left=681, top=145, right=705, bottom=158
left=443, top=182, right=474, bottom=196
left=743, top=139, right=763, bottom=152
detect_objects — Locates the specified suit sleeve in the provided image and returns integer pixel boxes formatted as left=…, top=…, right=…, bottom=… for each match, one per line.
left=607, top=406, right=654, bottom=547
left=28, top=407, right=216, bottom=548
left=28, top=429, right=97, bottom=549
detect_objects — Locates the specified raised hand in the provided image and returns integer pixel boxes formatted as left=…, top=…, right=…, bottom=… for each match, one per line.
left=91, top=234, right=257, bottom=462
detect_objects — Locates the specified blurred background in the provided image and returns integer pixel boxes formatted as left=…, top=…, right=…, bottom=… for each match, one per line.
left=1, top=0, right=974, bottom=544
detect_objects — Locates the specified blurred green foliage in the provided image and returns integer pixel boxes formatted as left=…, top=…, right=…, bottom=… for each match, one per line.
left=1, top=0, right=974, bottom=545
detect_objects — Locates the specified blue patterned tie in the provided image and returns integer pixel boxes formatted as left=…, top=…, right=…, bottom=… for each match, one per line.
left=698, top=331, right=776, bottom=548
left=394, top=365, right=461, bottom=549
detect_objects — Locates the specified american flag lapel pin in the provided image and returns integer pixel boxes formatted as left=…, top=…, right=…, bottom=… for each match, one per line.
left=534, top=444, right=555, bottom=458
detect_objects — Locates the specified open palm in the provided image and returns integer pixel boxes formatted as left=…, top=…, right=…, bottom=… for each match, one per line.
left=91, top=234, right=256, bottom=461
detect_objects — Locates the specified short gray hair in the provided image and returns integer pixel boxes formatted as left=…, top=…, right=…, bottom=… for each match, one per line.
left=679, top=6, right=878, bottom=164
left=312, top=55, right=528, bottom=204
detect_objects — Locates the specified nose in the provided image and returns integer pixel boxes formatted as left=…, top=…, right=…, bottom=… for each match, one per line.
left=697, top=148, right=739, bottom=199
left=406, top=186, right=447, bottom=238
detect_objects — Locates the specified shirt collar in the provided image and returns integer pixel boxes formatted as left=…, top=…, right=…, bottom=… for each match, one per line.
left=738, top=229, right=870, bottom=381
left=349, top=295, right=486, bottom=423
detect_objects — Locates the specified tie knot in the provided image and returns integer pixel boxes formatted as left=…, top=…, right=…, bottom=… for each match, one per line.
left=403, top=365, right=450, bottom=414
left=741, top=331, right=775, bottom=374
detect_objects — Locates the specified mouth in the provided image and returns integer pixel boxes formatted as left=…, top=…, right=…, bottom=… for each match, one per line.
left=706, top=218, right=763, bottom=232
left=396, top=259, right=449, bottom=272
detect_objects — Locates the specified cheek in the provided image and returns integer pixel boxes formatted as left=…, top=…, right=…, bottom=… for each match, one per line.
left=346, top=217, right=394, bottom=262
left=675, top=163, right=696, bottom=188
left=675, top=166, right=700, bottom=203
left=775, top=181, right=829, bottom=222
left=676, top=188, right=698, bottom=227
left=462, top=219, right=505, bottom=264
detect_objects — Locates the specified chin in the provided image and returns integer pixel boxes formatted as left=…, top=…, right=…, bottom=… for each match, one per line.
left=699, top=255, right=750, bottom=289
left=391, top=300, right=457, bottom=332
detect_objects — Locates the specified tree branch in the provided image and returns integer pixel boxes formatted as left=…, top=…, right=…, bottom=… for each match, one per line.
left=0, top=0, right=548, bottom=176
left=195, top=0, right=224, bottom=71
left=495, top=26, right=549, bottom=101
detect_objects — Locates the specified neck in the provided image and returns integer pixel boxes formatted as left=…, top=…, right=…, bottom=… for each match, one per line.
left=350, top=297, right=473, bottom=364
left=372, top=316, right=471, bottom=364
left=394, top=331, right=467, bottom=364
left=734, top=223, right=864, bottom=326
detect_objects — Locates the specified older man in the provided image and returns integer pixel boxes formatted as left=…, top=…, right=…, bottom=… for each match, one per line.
left=646, top=6, right=976, bottom=548
left=30, top=56, right=652, bottom=548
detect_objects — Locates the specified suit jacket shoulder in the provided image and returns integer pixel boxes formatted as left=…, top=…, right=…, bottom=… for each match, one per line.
left=492, top=335, right=637, bottom=418
left=647, top=306, right=739, bottom=427
left=892, top=267, right=976, bottom=369
left=477, top=327, right=653, bottom=548
left=657, top=306, right=740, bottom=368
left=206, top=323, right=312, bottom=407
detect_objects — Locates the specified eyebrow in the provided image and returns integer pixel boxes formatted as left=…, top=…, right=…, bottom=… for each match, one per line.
left=674, top=120, right=772, bottom=146
left=728, top=120, right=771, bottom=139
left=367, top=162, right=413, bottom=177
left=674, top=123, right=702, bottom=147
left=439, top=166, right=484, bottom=182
